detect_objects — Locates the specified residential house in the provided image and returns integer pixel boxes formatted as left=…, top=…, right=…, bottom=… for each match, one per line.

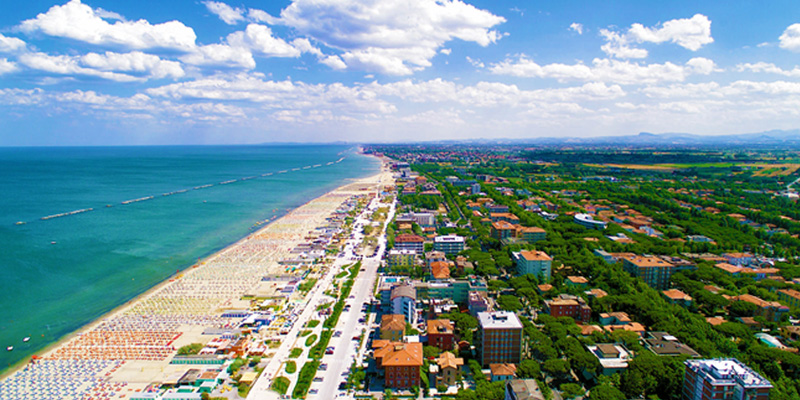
left=490, top=363, right=517, bottom=382
left=427, top=319, right=455, bottom=351
left=381, top=314, right=406, bottom=342
left=662, top=289, right=693, bottom=307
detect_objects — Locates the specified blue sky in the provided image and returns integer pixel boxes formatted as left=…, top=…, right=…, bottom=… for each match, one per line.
left=0, top=0, right=799, bottom=145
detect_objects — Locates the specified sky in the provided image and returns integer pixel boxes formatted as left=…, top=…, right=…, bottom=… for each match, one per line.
left=0, top=0, right=799, bottom=145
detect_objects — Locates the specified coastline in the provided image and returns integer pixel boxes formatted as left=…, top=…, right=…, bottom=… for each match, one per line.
left=0, top=153, right=390, bottom=388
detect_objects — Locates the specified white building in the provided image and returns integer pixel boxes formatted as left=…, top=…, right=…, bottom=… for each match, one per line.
left=433, top=234, right=465, bottom=255
left=391, top=284, right=417, bottom=324
left=574, top=213, right=607, bottom=230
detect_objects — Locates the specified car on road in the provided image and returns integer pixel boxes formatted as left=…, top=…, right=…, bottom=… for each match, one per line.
left=352, top=336, right=359, bottom=341
left=318, top=363, right=328, bottom=371
left=326, top=347, right=335, bottom=354
left=309, top=389, right=319, bottom=394
left=313, top=377, right=323, bottom=382
left=334, top=331, right=342, bottom=337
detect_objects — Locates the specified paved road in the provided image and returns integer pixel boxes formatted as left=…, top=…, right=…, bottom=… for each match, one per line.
left=249, top=188, right=394, bottom=400
left=309, top=197, right=395, bottom=399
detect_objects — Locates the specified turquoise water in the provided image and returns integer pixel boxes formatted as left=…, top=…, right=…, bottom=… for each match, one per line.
left=0, top=145, right=380, bottom=372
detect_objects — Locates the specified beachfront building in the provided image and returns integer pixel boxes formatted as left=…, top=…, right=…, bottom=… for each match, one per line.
left=381, top=314, right=406, bottom=341
left=621, top=255, right=675, bottom=290
left=477, top=311, right=523, bottom=367
left=682, top=359, right=772, bottom=400
left=433, top=234, right=465, bottom=255
left=427, top=319, right=455, bottom=350
left=387, top=249, right=417, bottom=268
left=574, top=213, right=607, bottom=230
left=375, top=342, right=423, bottom=389
left=513, top=250, right=552, bottom=280
left=391, top=284, right=417, bottom=324
left=395, top=234, right=425, bottom=253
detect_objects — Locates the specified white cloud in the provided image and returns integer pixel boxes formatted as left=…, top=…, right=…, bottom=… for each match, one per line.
left=0, top=58, right=18, bottom=74
left=779, top=23, right=800, bottom=52
left=180, top=44, right=256, bottom=69
left=736, top=62, right=800, bottom=78
left=488, top=56, right=717, bottom=85
left=569, top=23, right=583, bottom=35
left=321, top=55, right=347, bottom=70
left=440, top=48, right=452, bottom=55
left=600, top=30, right=648, bottom=59
left=246, top=8, right=278, bottom=25
left=628, top=14, right=713, bottom=51
left=80, top=51, right=185, bottom=79
left=19, top=0, right=196, bottom=51
left=0, top=33, right=26, bottom=53
left=267, top=0, right=505, bottom=75
left=226, top=24, right=302, bottom=57
left=600, top=14, right=713, bottom=58
left=18, top=52, right=144, bottom=82
left=203, top=1, right=246, bottom=25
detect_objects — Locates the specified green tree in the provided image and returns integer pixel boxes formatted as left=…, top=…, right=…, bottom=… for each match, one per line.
left=561, top=383, right=585, bottom=399
left=517, top=359, right=541, bottom=379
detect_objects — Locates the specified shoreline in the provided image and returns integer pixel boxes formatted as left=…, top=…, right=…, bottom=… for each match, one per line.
left=0, top=152, right=388, bottom=384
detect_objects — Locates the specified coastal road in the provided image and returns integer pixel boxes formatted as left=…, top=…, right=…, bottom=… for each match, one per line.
left=249, top=190, right=392, bottom=400
left=309, top=197, right=395, bottom=399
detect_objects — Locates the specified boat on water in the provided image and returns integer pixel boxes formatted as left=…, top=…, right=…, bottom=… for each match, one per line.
left=23, top=337, right=30, bottom=342
left=15, top=221, right=25, bottom=225
left=50, top=241, right=57, bottom=245
left=6, top=346, right=12, bottom=351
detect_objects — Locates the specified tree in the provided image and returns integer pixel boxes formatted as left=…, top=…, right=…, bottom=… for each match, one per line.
left=424, top=345, right=441, bottom=359
left=589, top=384, right=626, bottom=400
left=543, top=359, right=570, bottom=380
left=497, top=295, right=523, bottom=311
left=517, top=359, right=541, bottom=379
left=561, top=383, right=585, bottom=399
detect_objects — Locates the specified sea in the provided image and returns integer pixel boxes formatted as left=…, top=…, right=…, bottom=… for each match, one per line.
left=0, top=145, right=380, bottom=373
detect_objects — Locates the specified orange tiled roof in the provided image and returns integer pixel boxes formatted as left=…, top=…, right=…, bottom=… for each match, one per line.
left=381, top=314, right=406, bottom=332
left=427, top=319, right=454, bottom=336
left=489, top=363, right=517, bottom=377
left=378, top=342, right=423, bottom=367
left=436, top=352, right=463, bottom=370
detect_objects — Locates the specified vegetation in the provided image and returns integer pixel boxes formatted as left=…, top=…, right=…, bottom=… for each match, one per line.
left=371, top=146, right=800, bottom=399
left=285, top=361, right=297, bottom=374
left=176, top=343, right=203, bottom=355
left=270, top=376, right=290, bottom=395
left=289, top=347, right=302, bottom=358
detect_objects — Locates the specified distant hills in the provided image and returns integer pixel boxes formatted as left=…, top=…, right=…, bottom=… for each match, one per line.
left=384, top=129, right=800, bottom=148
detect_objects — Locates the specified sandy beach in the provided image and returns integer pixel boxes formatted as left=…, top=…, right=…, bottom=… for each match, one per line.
left=0, top=156, right=392, bottom=400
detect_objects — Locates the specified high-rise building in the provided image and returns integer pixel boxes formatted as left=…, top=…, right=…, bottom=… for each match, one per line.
left=513, top=250, right=552, bottom=281
left=621, top=255, right=674, bottom=290
left=682, top=359, right=772, bottom=400
left=433, top=234, right=465, bottom=255
left=477, top=311, right=523, bottom=367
